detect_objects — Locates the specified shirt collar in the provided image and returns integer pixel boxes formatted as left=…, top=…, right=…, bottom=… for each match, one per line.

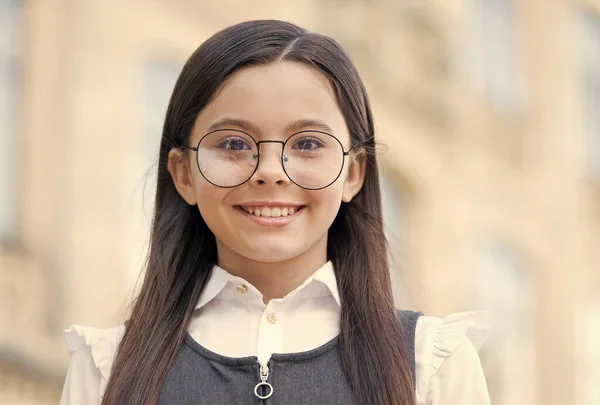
left=194, top=261, right=341, bottom=310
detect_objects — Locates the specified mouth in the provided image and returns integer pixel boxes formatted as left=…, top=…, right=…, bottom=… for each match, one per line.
left=234, top=205, right=306, bottom=218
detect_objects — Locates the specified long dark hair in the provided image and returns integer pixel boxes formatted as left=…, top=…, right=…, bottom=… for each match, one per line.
left=102, top=20, right=415, bottom=405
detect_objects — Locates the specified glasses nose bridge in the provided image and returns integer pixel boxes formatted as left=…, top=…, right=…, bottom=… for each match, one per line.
left=256, top=139, right=286, bottom=162
left=256, top=139, right=285, bottom=152
left=252, top=139, right=288, bottom=181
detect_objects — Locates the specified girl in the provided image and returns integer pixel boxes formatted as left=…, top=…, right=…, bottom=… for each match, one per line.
left=60, top=20, right=490, bottom=404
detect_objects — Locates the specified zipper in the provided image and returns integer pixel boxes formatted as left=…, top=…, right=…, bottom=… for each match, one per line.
left=254, top=361, right=273, bottom=402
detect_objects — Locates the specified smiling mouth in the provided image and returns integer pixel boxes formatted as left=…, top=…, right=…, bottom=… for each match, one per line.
left=235, top=205, right=306, bottom=218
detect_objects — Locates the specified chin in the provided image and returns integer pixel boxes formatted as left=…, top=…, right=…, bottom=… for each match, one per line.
left=235, top=235, right=313, bottom=263
left=241, top=246, right=301, bottom=264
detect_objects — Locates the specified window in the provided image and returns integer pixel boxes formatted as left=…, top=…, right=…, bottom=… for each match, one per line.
left=577, top=9, right=600, bottom=181
left=465, top=0, right=527, bottom=113
left=474, top=241, right=536, bottom=405
left=124, top=57, right=181, bottom=289
left=581, top=302, right=600, bottom=405
left=0, top=0, right=21, bottom=241
left=141, top=57, right=181, bottom=217
left=380, top=175, right=410, bottom=306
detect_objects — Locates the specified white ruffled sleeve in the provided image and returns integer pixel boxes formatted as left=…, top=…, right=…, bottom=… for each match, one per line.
left=59, top=324, right=125, bottom=405
left=414, top=311, right=490, bottom=405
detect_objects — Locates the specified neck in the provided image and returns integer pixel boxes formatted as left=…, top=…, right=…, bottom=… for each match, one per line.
left=216, top=237, right=328, bottom=304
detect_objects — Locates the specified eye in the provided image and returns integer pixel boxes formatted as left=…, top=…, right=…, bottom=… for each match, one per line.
left=218, top=137, right=252, bottom=151
left=292, top=137, right=324, bottom=151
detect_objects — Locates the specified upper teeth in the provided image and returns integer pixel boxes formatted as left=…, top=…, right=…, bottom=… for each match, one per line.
left=243, top=206, right=297, bottom=217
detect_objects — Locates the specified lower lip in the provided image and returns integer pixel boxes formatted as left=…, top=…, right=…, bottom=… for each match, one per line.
left=234, top=206, right=305, bottom=226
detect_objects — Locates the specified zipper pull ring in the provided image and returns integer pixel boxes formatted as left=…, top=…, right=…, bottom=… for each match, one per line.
left=254, top=364, right=274, bottom=400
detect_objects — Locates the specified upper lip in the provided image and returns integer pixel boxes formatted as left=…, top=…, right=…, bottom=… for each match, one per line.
left=236, top=201, right=304, bottom=207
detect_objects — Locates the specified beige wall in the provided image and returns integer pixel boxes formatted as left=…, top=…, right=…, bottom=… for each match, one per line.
left=1, top=0, right=599, bottom=404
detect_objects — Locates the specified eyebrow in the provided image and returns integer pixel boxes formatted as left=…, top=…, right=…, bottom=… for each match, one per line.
left=284, top=119, right=335, bottom=134
left=205, top=117, right=335, bottom=135
left=206, top=118, right=260, bottom=134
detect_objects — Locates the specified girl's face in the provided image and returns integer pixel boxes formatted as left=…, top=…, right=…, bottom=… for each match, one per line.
left=168, top=61, right=365, bottom=266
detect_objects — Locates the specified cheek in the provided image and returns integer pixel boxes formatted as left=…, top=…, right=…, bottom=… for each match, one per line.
left=310, top=184, right=344, bottom=217
left=195, top=183, right=234, bottom=243
left=194, top=179, right=228, bottom=214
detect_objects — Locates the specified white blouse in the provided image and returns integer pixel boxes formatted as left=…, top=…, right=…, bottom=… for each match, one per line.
left=60, top=261, right=491, bottom=404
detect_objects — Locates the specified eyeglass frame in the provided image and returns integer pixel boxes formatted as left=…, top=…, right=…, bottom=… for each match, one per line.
left=181, top=128, right=352, bottom=190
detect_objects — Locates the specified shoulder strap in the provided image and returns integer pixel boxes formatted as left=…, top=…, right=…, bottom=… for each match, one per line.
left=396, top=309, right=423, bottom=388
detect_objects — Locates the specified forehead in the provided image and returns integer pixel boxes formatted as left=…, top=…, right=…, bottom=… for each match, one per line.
left=193, top=61, right=349, bottom=139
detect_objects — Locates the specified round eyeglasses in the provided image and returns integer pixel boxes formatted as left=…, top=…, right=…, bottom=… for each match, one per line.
left=182, top=129, right=351, bottom=190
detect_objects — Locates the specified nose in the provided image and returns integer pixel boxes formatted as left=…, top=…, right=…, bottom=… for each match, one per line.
left=249, top=141, right=289, bottom=187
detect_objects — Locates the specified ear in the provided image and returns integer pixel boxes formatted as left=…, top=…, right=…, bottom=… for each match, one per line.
left=167, top=147, right=198, bottom=206
left=342, top=148, right=366, bottom=203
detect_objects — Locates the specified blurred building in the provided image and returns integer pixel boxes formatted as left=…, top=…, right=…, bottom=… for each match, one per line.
left=1, top=0, right=599, bottom=404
